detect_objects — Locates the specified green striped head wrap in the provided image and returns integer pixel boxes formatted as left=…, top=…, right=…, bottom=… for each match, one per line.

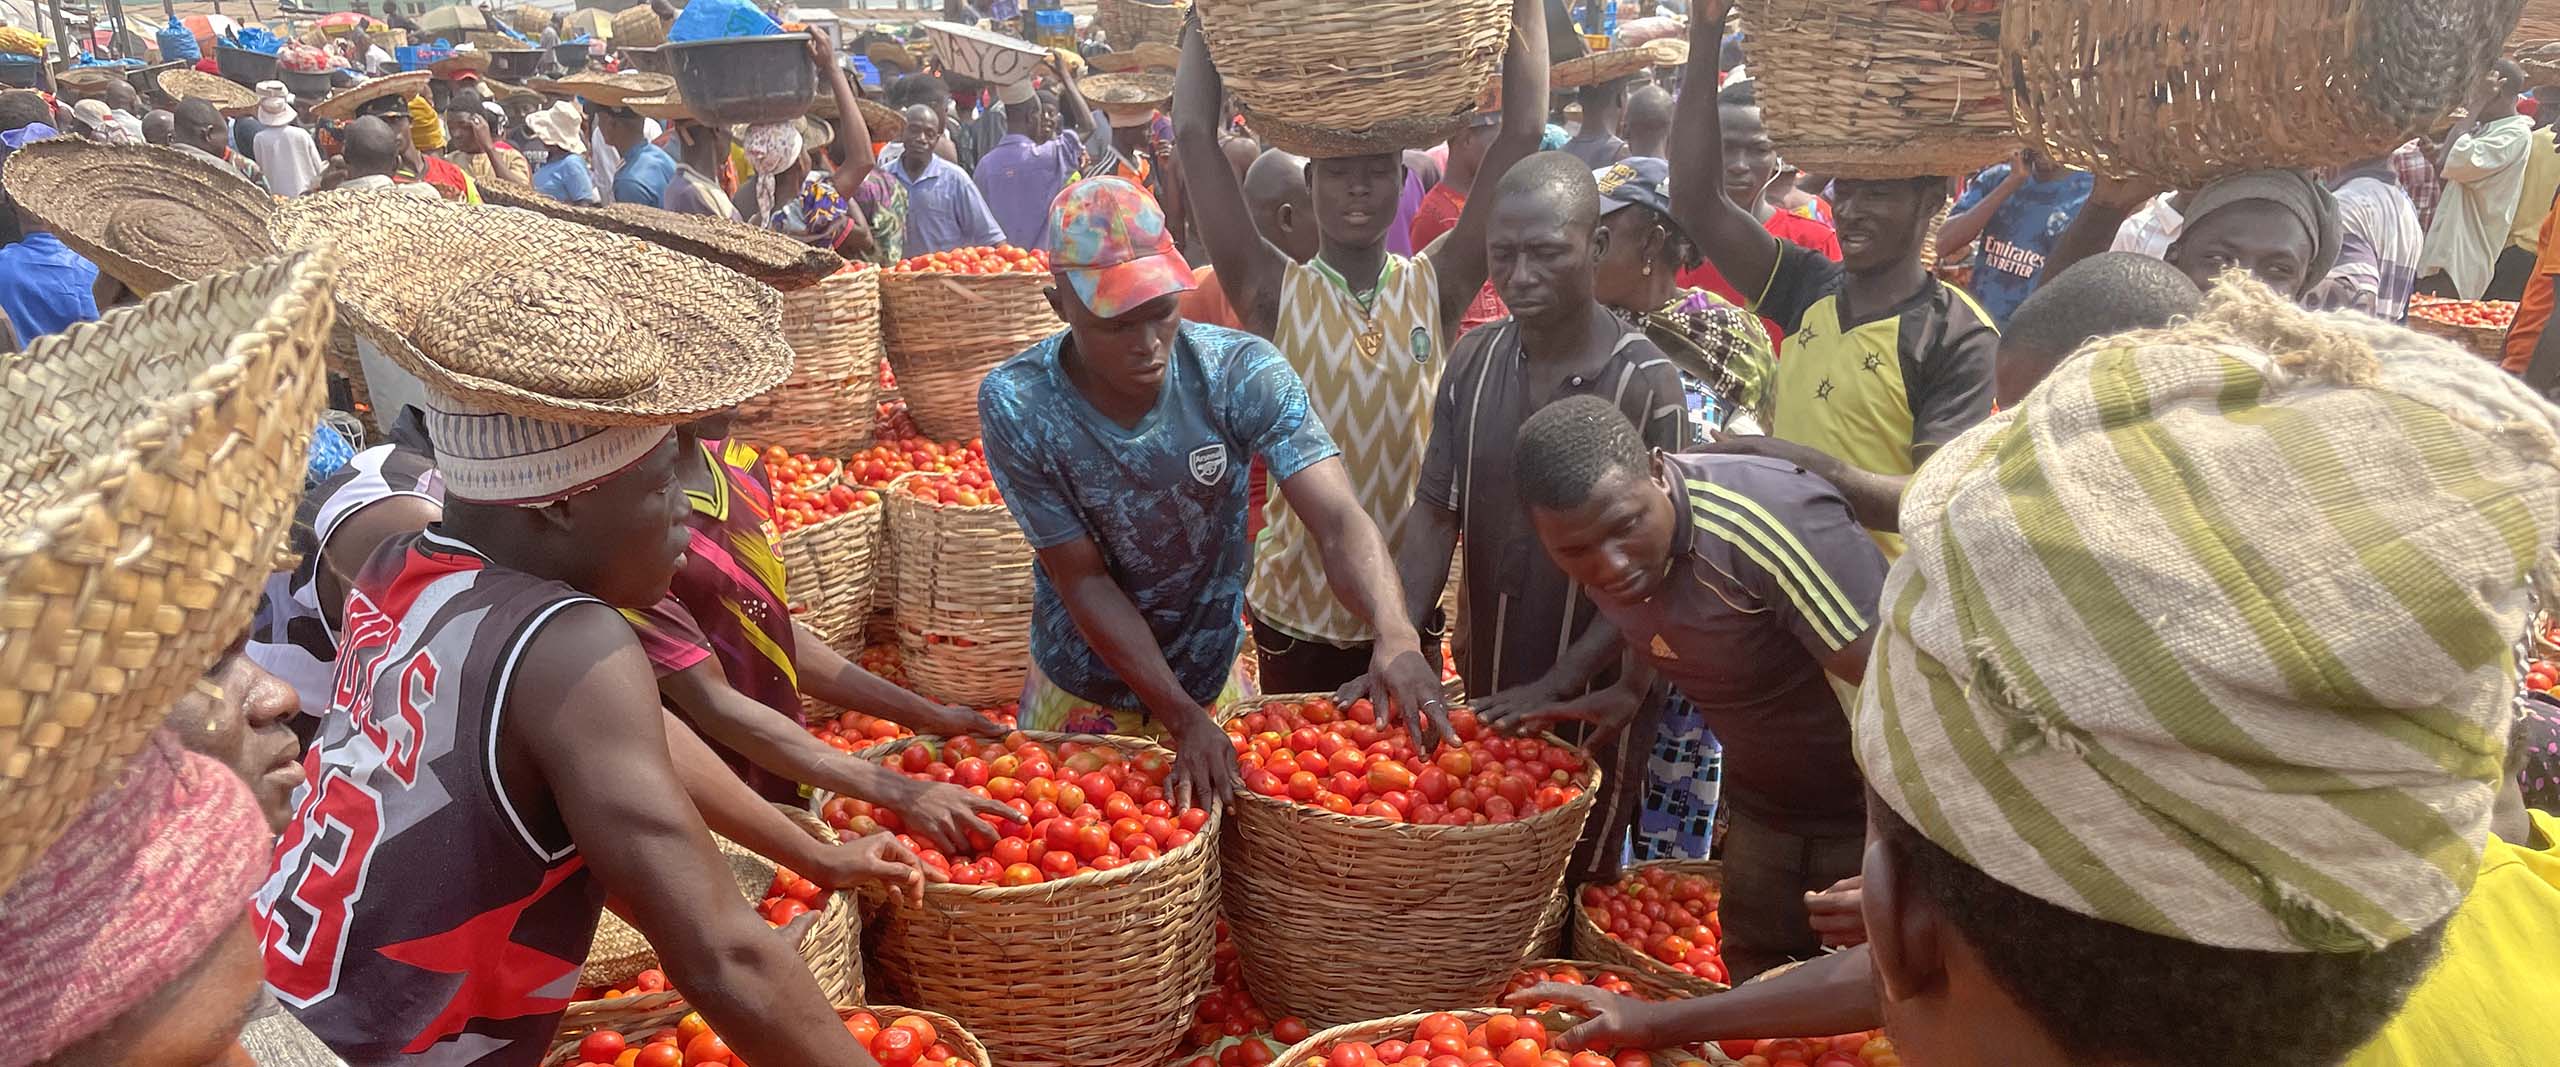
left=1857, top=276, right=2560, bottom=953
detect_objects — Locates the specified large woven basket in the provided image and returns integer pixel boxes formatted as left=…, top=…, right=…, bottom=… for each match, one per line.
left=544, top=1002, right=986, bottom=1067
left=885, top=474, right=1035, bottom=706
left=858, top=733, right=1222, bottom=1067
left=777, top=500, right=887, bottom=648
left=735, top=265, right=885, bottom=455
left=476, top=179, right=845, bottom=292
left=1098, top=0, right=1190, bottom=48
left=2513, top=0, right=2560, bottom=42
left=1197, top=0, right=1509, bottom=158
left=2004, top=0, right=2526, bottom=189
left=0, top=254, right=331, bottom=891
left=578, top=805, right=863, bottom=1006
left=877, top=269, right=1060, bottom=441
left=1739, top=0, right=2015, bottom=179
left=613, top=4, right=667, bottom=48
left=1568, top=858, right=1730, bottom=998
left=1275, top=1009, right=1715, bottom=1067
left=1512, top=958, right=1691, bottom=1003
left=1221, top=695, right=1604, bottom=1027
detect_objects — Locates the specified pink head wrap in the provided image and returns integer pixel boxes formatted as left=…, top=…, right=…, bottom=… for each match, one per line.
left=0, top=731, right=274, bottom=1067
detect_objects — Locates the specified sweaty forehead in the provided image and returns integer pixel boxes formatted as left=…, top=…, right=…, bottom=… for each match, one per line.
left=2188, top=200, right=2312, bottom=258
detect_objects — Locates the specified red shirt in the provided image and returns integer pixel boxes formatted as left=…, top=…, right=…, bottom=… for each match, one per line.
left=1411, top=183, right=1507, bottom=336
left=1679, top=209, right=1841, bottom=348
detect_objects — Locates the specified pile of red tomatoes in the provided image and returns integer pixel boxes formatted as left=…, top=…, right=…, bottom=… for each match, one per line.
left=1226, top=697, right=1587, bottom=825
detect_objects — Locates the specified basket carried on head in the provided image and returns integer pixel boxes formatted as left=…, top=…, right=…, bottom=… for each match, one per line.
left=577, top=805, right=863, bottom=1008
left=884, top=473, right=1034, bottom=706
left=1739, top=0, right=2014, bottom=179
left=614, top=4, right=668, bottom=49
left=776, top=495, right=887, bottom=648
left=2005, top=0, right=2526, bottom=189
left=476, top=179, right=844, bottom=291
left=1098, top=0, right=1190, bottom=48
left=876, top=267, right=1060, bottom=441
left=2516, top=0, right=2560, bottom=42
left=1196, top=0, right=1510, bottom=158
left=735, top=264, right=885, bottom=455
left=854, top=733, right=1222, bottom=1067
left=1220, top=694, right=1603, bottom=1027
left=1569, top=858, right=1730, bottom=998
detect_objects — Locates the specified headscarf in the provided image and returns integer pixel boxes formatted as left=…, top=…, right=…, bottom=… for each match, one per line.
left=1860, top=277, right=2560, bottom=954
left=741, top=120, right=803, bottom=226
left=2174, top=168, right=2343, bottom=296
left=407, top=91, right=445, bottom=151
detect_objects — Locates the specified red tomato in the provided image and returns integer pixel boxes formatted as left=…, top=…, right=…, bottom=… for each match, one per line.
left=631, top=1045, right=682, bottom=1067
left=577, top=1031, right=627, bottom=1064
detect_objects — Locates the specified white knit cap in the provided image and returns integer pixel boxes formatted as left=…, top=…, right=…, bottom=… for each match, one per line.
left=423, top=393, right=671, bottom=505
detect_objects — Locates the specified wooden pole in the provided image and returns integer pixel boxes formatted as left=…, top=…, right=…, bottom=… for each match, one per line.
left=47, top=0, right=71, bottom=61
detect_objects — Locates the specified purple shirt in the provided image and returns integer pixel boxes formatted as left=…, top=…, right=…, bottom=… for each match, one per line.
left=1388, top=165, right=1424, bottom=257
left=973, top=130, right=1083, bottom=250
left=882, top=145, right=1008, bottom=255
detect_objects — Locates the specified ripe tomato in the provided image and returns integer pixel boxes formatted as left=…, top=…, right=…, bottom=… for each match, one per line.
left=577, top=1030, right=627, bottom=1064
left=630, top=1044, right=683, bottom=1067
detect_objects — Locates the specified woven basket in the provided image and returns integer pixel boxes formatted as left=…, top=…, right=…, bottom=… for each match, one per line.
left=1739, top=0, right=2013, bottom=179
left=2407, top=310, right=2511, bottom=361
left=885, top=474, right=1035, bottom=706
left=1, top=138, right=277, bottom=297
left=1197, top=0, right=1508, bottom=158
left=777, top=501, right=888, bottom=648
left=614, top=4, right=667, bottom=48
left=877, top=269, right=1060, bottom=441
left=2007, top=0, right=2525, bottom=189
left=477, top=179, right=844, bottom=291
left=734, top=265, right=884, bottom=455
left=544, top=1002, right=985, bottom=1067
left=0, top=254, right=331, bottom=891
left=1569, top=859, right=1730, bottom=998
left=578, top=805, right=864, bottom=1004
left=1098, top=0, right=1190, bottom=48
left=1221, top=695, right=1604, bottom=1026
left=506, top=4, right=551, bottom=35
left=1512, top=958, right=1690, bottom=1003
left=375, top=28, right=410, bottom=49
left=2515, top=0, right=2560, bottom=42
left=859, top=733, right=1223, bottom=1067
left=1553, top=48, right=1651, bottom=90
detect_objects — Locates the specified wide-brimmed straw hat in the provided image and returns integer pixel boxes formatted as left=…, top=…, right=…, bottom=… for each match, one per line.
left=0, top=138, right=278, bottom=297
left=527, top=100, right=586, bottom=153
left=1087, top=41, right=1179, bottom=74
left=1640, top=37, right=1689, bottom=68
left=0, top=252, right=333, bottom=892
left=623, top=90, right=694, bottom=123
left=311, top=69, right=430, bottom=123
left=1552, top=48, right=1651, bottom=90
left=807, top=92, right=905, bottom=141
left=428, top=49, right=492, bottom=79
left=865, top=39, right=920, bottom=75
left=268, top=190, right=791, bottom=426
left=475, top=178, right=844, bottom=290
left=557, top=69, right=673, bottom=109
left=157, top=67, right=260, bottom=116
left=1083, top=71, right=1172, bottom=125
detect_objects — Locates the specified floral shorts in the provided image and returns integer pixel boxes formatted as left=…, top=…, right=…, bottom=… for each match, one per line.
left=1018, top=661, right=1254, bottom=741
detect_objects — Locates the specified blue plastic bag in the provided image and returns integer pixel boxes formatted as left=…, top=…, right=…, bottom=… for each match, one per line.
left=666, top=0, right=784, bottom=43
left=157, top=18, right=201, bottom=61
left=224, top=26, right=285, bottom=55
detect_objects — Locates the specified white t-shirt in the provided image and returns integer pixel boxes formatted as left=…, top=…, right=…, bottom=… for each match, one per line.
left=254, top=123, right=326, bottom=197
left=2110, top=193, right=2184, bottom=259
left=2419, top=113, right=2536, bottom=298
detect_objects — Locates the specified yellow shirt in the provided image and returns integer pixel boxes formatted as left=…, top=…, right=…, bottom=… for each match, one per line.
left=1249, top=253, right=1446, bottom=644
left=2513, top=127, right=2560, bottom=253
left=2345, top=809, right=2560, bottom=1067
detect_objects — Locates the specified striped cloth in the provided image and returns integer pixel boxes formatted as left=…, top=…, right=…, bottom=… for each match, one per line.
left=1859, top=279, right=2560, bottom=953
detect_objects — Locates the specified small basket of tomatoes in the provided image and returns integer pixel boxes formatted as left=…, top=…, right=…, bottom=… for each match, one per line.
left=735, top=263, right=886, bottom=455
left=773, top=473, right=888, bottom=647
left=576, top=804, right=865, bottom=1011
left=884, top=468, right=1034, bottom=706
left=1270, top=1008, right=1698, bottom=1067
left=833, top=730, right=1223, bottom=1067
left=1570, top=859, right=1730, bottom=997
left=1220, top=694, right=1602, bottom=1026
left=2406, top=296, right=2517, bottom=363
left=878, top=245, right=1062, bottom=440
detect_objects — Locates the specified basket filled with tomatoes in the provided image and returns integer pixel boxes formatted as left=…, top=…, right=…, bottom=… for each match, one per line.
left=774, top=474, right=888, bottom=646
left=1570, top=859, right=1730, bottom=997
left=735, top=263, right=886, bottom=456
left=879, top=245, right=1063, bottom=441
left=577, top=804, right=865, bottom=1011
left=1505, top=959, right=1691, bottom=1005
left=1220, top=695, right=1602, bottom=1026
left=545, top=1002, right=992, bottom=1067
left=1701, top=1030, right=1899, bottom=1067
left=885, top=467, right=1034, bottom=706
left=2405, top=296, right=2516, bottom=362
left=844, top=428, right=995, bottom=641
left=1271, top=1009, right=1690, bottom=1067
left=831, top=731, right=1223, bottom=1067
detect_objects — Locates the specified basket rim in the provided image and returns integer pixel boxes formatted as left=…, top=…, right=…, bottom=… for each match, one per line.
left=1222, top=692, right=1603, bottom=834
left=882, top=469, right=1013, bottom=514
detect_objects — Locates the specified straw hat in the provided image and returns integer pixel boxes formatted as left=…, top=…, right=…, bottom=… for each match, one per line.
left=474, top=179, right=846, bottom=291
left=808, top=93, right=906, bottom=140
left=54, top=66, right=124, bottom=95
left=865, top=39, right=920, bottom=75
left=428, top=49, right=492, bottom=79
left=623, top=90, right=694, bottom=123
left=556, top=69, right=674, bottom=109
left=1552, top=48, right=1651, bottom=90
left=311, top=69, right=430, bottom=123
left=157, top=67, right=260, bottom=117
left=1640, top=37, right=1688, bottom=68
left=1, top=139, right=278, bottom=297
left=0, top=252, right=333, bottom=892
left=268, top=190, right=792, bottom=425
left=1086, top=41, right=1179, bottom=74
left=527, top=99, right=586, bottom=153
left=1083, top=71, right=1172, bottom=125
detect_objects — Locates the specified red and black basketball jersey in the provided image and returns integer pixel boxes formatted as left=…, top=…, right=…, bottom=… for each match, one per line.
left=255, top=529, right=607, bottom=1067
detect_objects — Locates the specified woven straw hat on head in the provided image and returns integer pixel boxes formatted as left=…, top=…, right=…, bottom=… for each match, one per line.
left=1552, top=48, right=1650, bottom=90
left=623, top=90, right=694, bottom=123
left=474, top=179, right=844, bottom=290
left=558, top=69, right=674, bottom=109
left=311, top=69, right=430, bottom=123
left=268, top=190, right=790, bottom=426
left=1082, top=71, right=1174, bottom=111
left=157, top=67, right=260, bottom=116
left=0, top=138, right=278, bottom=297
left=1858, top=276, right=2560, bottom=956
left=429, top=50, right=493, bottom=79
left=0, top=252, right=334, bottom=893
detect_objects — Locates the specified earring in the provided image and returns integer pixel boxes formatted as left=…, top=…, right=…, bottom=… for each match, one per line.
left=1642, top=262, right=1653, bottom=276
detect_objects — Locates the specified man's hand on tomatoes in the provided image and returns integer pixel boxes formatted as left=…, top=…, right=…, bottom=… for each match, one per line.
left=808, top=830, right=935, bottom=906
left=1159, top=704, right=1239, bottom=810
left=885, top=777, right=1023, bottom=855
left=1485, top=681, right=1641, bottom=743
left=1502, top=983, right=1666, bottom=1051
left=1805, top=874, right=1868, bottom=948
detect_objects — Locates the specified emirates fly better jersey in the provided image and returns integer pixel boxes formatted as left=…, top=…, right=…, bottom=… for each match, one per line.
left=255, top=529, right=607, bottom=1067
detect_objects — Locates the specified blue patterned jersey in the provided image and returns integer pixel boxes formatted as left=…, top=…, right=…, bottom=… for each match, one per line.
left=980, top=322, right=1339, bottom=711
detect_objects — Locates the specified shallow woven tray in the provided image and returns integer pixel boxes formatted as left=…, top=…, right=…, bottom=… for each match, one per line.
left=2405, top=302, right=2515, bottom=362
left=1553, top=48, right=1651, bottom=90
left=885, top=473, right=1035, bottom=706
left=1742, top=0, right=2014, bottom=178
left=853, top=733, right=1223, bottom=1067
left=158, top=66, right=259, bottom=114
left=1569, top=858, right=1732, bottom=998
left=1220, top=694, right=1604, bottom=1026
left=0, top=138, right=277, bottom=297
left=2006, top=0, right=2523, bottom=188
left=0, top=254, right=331, bottom=890
left=477, top=179, right=845, bottom=291
left=1198, top=0, right=1508, bottom=159
left=876, top=269, right=1061, bottom=440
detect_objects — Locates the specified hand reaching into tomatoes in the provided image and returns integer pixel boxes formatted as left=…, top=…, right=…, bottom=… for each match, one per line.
left=1337, top=643, right=1455, bottom=752
left=885, top=776, right=1026, bottom=856
left=1480, top=681, right=1642, bottom=743
left=805, top=829, right=935, bottom=907
left=1499, top=984, right=1664, bottom=1053
left=904, top=701, right=1011, bottom=739
left=1162, top=705, right=1241, bottom=810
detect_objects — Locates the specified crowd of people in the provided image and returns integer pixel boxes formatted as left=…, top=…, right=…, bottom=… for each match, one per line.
left=2, top=0, right=2559, bottom=1066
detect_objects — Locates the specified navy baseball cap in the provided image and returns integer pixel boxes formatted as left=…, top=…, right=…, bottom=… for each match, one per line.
left=1594, top=156, right=1694, bottom=244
